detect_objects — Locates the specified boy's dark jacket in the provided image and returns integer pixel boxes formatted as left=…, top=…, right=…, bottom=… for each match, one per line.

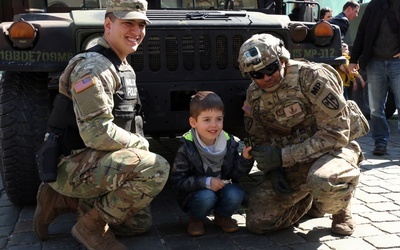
left=170, top=130, right=254, bottom=212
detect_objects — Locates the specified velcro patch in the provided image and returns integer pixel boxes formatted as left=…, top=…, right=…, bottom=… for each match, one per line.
left=284, top=103, right=302, bottom=117
left=73, top=76, right=95, bottom=93
left=242, top=101, right=252, bottom=116
left=244, top=116, right=253, bottom=132
left=322, top=93, right=340, bottom=110
left=313, top=84, right=345, bottom=117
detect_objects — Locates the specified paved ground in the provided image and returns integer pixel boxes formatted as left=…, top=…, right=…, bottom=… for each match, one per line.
left=1, top=116, right=400, bottom=250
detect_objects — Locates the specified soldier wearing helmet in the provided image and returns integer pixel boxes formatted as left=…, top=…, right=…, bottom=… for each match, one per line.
left=239, top=33, right=369, bottom=236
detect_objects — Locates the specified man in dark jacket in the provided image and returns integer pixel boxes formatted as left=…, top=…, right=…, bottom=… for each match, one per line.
left=349, top=0, right=400, bottom=155
left=329, top=0, right=360, bottom=40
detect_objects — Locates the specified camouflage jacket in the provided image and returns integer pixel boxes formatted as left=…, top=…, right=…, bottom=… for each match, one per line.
left=243, top=59, right=366, bottom=168
left=170, top=130, right=254, bottom=211
left=57, top=37, right=148, bottom=152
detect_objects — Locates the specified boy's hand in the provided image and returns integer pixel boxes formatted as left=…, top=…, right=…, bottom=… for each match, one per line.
left=210, top=177, right=225, bottom=191
left=242, top=146, right=253, bottom=159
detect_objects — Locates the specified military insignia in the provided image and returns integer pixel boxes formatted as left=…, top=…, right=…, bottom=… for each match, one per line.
left=73, top=75, right=95, bottom=93
left=242, top=101, right=252, bottom=116
left=322, top=93, right=339, bottom=110
left=310, top=81, right=322, bottom=96
left=244, top=116, right=253, bottom=131
left=284, top=103, right=302, bottom=117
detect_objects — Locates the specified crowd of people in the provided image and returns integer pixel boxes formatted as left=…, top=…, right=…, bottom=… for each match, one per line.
left=31, top=0, right=397, bottom=249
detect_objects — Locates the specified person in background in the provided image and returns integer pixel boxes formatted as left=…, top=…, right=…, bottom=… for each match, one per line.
left=348, top=0, right=400, bottom=156
left=329, top=0, right=360, bottom=40
left=237, top=33, right=369, bottom=236
left=319, top=7, right=333, bottom=21
left=170, top=91, right=254, bottom=236
left=33, top=0, right=170, bottom=249
left=336, top=42, right=366, bottom=100
left=224, top=0, right=234, bottom=10
left=288, top=0, right=316, bottom=22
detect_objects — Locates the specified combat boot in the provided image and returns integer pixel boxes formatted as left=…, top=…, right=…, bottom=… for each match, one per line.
left=33, top=182, right=79, bottom=240
left=71, top=208, right=128, bottom=250
left=331, top=204, right=354, bottom=236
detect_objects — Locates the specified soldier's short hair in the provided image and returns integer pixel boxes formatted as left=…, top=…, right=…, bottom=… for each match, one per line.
left=190, top=91, right=224, bottom=119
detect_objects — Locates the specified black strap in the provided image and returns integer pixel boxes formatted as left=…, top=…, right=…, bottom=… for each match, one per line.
left=87, top=45, right=123, bottom=71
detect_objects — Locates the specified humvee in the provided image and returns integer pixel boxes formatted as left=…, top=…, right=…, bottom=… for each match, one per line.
left=0, top=0, right=345, bottom=205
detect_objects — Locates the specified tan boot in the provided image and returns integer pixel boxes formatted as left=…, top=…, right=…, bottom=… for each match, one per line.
left=71, top=208, right=128, bottom=250
left=187, top=218, right=204, bottom=236
left=331, top=204, right=355, bottom=236
left=33, top=182, right=79, bottom=240
left=214, top=215, right=239, bottom=233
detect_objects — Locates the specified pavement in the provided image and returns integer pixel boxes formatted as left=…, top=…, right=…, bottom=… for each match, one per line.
left=1, top=116, right=400, bottom=250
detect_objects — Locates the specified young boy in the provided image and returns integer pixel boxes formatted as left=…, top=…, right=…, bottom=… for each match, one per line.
left=170, top=91, right=254, bottom=236
left=336, top=43, right=366, bottom=100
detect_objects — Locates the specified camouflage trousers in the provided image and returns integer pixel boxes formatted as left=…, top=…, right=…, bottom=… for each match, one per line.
left=242, top=141, right=362, bottom=234
left=49, top=147, right=170, bottom=233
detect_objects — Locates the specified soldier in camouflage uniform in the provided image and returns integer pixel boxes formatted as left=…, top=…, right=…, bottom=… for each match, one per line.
left=237, top=33, right=369, bottom=236
left=33, top=1, right=170, bottom=249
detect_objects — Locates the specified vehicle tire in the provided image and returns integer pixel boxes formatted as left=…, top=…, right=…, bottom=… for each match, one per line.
left=0, top=72, right=51, bottom=205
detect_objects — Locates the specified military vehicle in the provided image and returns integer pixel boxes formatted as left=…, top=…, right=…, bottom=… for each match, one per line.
left=0, top=0, right=345, bottom=205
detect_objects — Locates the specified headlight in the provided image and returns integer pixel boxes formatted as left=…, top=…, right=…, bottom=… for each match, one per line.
left=311, top=21, right=334, bottom=47
left=7, top=18, right=37, bottom=49
left=82, top=35, right=102, bottom=51
left=290, top=23, right=309, bottom=43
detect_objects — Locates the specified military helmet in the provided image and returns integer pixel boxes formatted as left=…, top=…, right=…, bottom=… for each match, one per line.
left=238, top=33, right=290, bottom=74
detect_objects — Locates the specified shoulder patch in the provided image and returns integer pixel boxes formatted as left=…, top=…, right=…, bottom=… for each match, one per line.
left=322, top=93, right=340, bottom=110
left=242, top=101, right=252, bottom=116
left=244, top=116, right=253, bottom=131
left=73, top=75, right=95, bottom=93
left=310, top=81, right=322, bottom=96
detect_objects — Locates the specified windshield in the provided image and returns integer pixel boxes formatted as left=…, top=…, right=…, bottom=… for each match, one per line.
left=160, top=0, right=258, bottom=9
left=45, top=0, right=371, bottom=13
left=48, top=0, right=106, bottom=8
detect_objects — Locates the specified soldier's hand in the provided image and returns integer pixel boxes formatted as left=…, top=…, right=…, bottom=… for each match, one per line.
left=251, top=145, right=282, bottom=172
left=270, top=167, right=295, bottom=196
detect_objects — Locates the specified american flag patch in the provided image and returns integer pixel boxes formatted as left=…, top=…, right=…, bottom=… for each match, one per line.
left=73, top=76, right=94, bottom=93
left=242, top=101, right=252, bottom=116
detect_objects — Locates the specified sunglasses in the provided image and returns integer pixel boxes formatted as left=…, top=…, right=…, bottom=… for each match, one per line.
left=248, top=60, right=280, bottom=79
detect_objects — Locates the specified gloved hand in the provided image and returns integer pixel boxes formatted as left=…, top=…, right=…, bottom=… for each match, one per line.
left=251, top=146, right=294, bottom=196
left=270, top=167, right=295, bottom=196
left=251, top=145, right=282, bottom=172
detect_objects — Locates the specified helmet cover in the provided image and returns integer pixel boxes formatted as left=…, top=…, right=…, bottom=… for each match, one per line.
left=238, top=33, right=290, bottom=73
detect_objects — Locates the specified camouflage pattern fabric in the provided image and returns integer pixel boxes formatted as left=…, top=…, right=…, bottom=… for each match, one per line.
left=238, top=33, right=290, bottom=74
left=245, top=145, right=360, bottom=233
left=78, top=199, right=153, bottom=236
left=241, top=59, right=364, bottom=234
left=106, top=0, right=151, bottom=23
left=49, top=37, right=170, bottom=227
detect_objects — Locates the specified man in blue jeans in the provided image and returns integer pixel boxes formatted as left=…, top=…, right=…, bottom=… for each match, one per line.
left=349, top=0, right=400, bottom=155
